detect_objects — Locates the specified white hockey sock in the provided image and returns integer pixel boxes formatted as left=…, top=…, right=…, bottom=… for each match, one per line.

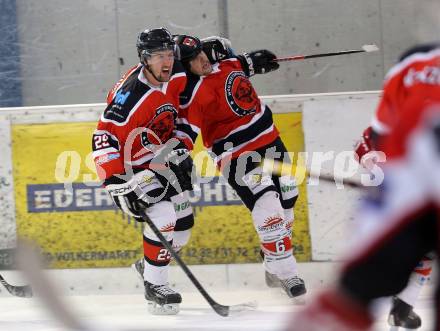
left=252, top=191, right=298, bottom=279
left=142, top=200, right=177, bottom=285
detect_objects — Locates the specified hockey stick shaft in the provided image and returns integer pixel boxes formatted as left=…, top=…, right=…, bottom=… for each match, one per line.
left=262, top=159, right=364, bottom=189
left=308, top=171, right=363, bottom=189
left=142, top=212, right=230, bottom=317
left=275, top=44, right=379, bottom=62
left=0, top=273, right=33, bottom=298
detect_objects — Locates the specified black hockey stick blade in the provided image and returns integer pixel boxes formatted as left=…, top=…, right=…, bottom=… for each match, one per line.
left=0, top=274, right=33, bottom=298
left=142, top=212, right=257, bottom=317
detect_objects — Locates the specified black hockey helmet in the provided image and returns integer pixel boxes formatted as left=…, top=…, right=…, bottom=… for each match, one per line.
left=136, top=27, right=179, bottom=61
left=173, top=35, right=202, bottom=63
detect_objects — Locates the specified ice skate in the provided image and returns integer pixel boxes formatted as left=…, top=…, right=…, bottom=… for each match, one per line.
left=280, top=276, right=307, bottom=298
left=132, top=259, right=182, bottom=315
left=143, top=280, right=182, bottom=315
left=388, top=296, right=421, bottom=330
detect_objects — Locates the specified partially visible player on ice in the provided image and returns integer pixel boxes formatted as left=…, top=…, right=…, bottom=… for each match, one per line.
left=92, top=27, right=195, bottom=315
left=288, top=44, right=440, bottom=330
left=354, top=43, right=440, bottom=330
left=173, top=34, right=306, bottom=299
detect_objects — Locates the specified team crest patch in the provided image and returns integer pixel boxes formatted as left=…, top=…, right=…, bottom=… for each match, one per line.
left=141, top=104, right=177, bottom=146
left=225, top=71, right=258, bottom=116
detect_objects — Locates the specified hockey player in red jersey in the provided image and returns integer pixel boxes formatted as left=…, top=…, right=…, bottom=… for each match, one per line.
left=290, top=44, right=440, bottom=330
left=174, top=34, right=306, bottom=298
left=92, top=28, right=194, bottom=315
left=354, top=43, right=440, bottom=329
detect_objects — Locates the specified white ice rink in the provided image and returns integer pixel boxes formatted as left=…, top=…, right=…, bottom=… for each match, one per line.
left=0, top=263, right=435, bottom=331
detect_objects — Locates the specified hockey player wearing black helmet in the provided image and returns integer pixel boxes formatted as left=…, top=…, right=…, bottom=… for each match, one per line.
left=93, top=27, right=195, bottom=316
left=136, top=27, right=180, bottom=84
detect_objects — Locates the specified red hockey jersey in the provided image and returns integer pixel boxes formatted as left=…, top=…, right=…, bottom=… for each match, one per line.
left=175, top=58, right=279, bottom=165
left=92, top=62, right=186, bottom=180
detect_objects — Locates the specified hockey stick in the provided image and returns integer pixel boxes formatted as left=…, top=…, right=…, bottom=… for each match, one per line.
left=0, top=273, right=33, bottom=297
left=142, top=211, right=257, bottom=317
left=274, top=44, right=379, bottom=62
left=261, top=159, right=364, bottom=189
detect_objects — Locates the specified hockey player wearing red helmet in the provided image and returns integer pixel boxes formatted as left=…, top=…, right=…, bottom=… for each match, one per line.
left=174, top=34, right=307, bottom=299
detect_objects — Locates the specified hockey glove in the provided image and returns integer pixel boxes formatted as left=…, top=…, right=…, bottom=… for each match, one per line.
left=354, top=126, right=384, bottom=170
left=166, top=141, right=194, bottom=192
left=201, top=36, right=234, bottom=64
left=237, top=49, right=279, bottom=77
left=354, top=126, right=377, bottom=162
left=105, top=169, right=164, bottom=220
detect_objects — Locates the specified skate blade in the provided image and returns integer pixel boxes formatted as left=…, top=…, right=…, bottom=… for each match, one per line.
left=147, top=301, right=180, bottom=315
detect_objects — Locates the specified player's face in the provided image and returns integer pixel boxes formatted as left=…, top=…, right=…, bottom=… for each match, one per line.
left=189, top=51, right=212, bottom=76
left=146, top=49, right=175, bottom=83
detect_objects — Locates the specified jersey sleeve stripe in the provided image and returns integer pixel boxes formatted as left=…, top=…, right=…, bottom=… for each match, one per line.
left=92, top=147, right=119, bottom=158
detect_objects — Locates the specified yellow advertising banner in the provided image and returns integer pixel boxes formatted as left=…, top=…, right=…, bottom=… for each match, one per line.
left=12, top=113, right=310, bottom=268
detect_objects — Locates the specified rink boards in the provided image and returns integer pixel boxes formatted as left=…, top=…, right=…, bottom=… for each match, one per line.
left=0, top=92, right=380, bottom=269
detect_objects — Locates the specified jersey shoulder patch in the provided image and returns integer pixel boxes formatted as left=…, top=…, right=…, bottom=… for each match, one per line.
left=103, top=68, right=151, bottom=124
left=224, top=70, right=258, bottom=116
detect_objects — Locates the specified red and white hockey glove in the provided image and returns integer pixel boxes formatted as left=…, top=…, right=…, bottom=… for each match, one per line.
left=354, top=126, right=374, bottom=162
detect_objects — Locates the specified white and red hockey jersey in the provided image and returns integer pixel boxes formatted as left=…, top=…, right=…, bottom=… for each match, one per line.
left=380, top=46, right=440, bottom=160
left=288, top=45, right=440, bottom=331
left=92, top=62, right=186, bottom=180
left=175, top=58, right=279, bottom=165
left=371, top=44, right=440, bottom=137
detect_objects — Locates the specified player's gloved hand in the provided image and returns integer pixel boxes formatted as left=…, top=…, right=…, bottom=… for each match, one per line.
left=354, top=126, right=374, bottom=163
left=166, top=140, right=194, bottom=192
left=201, top=36, right=233, bottom=64
left=238, top=49, right=279, bottom=76
left=354, top=126, right=385, bottom=170
left=105, top=169, right=163, bottom=220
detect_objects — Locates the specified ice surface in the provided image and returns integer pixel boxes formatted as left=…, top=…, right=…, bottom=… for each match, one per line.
left=0, top=288, right=434, bottom=331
